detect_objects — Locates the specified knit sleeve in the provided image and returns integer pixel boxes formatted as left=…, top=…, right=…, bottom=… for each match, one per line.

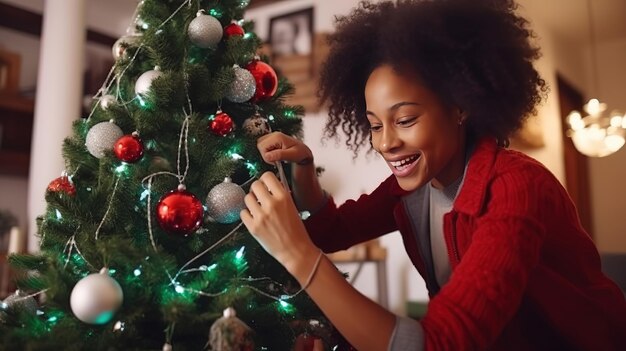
left=303, top=175, right=400, bottom=253
left=420, top=165, right=551, bottom=350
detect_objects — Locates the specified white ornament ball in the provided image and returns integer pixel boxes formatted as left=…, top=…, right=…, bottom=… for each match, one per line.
left=225, top=67, right=256, bottom=103
left=206, top=178, right=246, bottom=224
left=70, top=268, right=123, bottom=325
left=85, top=121, right=124, bottom=159
left=188, top=12, right=223, bottom=49
left=135, top=69, right=164, bottom=96
left=242, top=115, right=271, bottom=137
left=112, top=35, right=140, bottom=60
left=99, top=94, right=116, bottom=110
left=163, top=343, right=173, bottom=351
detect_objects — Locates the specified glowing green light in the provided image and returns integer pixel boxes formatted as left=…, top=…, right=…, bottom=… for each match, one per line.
left=140, top=189, right=150, bottom=201
left=268, top=115, right=275, bottom=121
left=245, top=162, right=258, bottom=174
left=47, top=316, right=58, bottom=323
left=175, top=285, right=185, bottom=294
left=284, top=110, right=296, bottom=119
left=55, top=209, right=62, bottom=220
left=133, top=269, right=142, bottom=276
left=209, top=8, right=223, bottom=18
left=207, top=263, right=217, bottom=271
left=243, top=32, right=253, bottom=39
left=236, top=246, right=245, bottom=260
left=145, top=140, right=157, bottom=150
left=93, top=311, right=114, bottom=324
left=1, top=302, right=7, bottom=310
left=115, top=164, right=129, bottom=174
left=137, top=95, right=149, bottom=108
left=109, top=269, right=117, bottom=275
left=231, top=153, right=244, bottom=160
left=277, top=299, right=295, bottom=314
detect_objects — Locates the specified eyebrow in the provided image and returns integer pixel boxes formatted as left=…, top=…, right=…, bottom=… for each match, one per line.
left=366, top=101, right=421, bottom=117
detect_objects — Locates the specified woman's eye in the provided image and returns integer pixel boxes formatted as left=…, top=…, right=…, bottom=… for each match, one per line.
left=369, top=125, right=382, bottom=132
left=397, top=117, right=418, bottom=127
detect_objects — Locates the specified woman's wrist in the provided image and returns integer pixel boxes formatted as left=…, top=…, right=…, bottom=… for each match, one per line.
left=284, top=244, right=323, bottom=285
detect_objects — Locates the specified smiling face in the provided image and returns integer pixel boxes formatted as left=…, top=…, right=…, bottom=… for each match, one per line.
left=365, top=64, right=467, bottom=191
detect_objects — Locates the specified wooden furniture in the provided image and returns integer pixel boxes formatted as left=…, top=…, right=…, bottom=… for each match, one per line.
left=328, top=240, right=390, bottom=309
left=0, top=226, right=23, bottom=299
left=0, top=49, right=34, bottom=177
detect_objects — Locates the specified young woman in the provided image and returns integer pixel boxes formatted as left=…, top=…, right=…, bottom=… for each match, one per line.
left=240, top=1, right=626, bottom=350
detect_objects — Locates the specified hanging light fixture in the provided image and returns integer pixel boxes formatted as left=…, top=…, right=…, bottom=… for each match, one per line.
left=566, top=0, right=626, bottom=157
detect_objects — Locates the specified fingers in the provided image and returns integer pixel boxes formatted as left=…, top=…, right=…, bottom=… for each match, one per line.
left=257, top=132, right=307, bottom=164
left=259, top=172, right=286, bottom=198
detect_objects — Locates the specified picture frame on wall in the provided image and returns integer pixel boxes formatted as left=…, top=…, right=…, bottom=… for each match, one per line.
left=268, top=7, right=314, bottom=58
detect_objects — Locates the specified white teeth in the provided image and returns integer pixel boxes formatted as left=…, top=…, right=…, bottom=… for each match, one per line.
left=389, top=155, right=419, bottom=168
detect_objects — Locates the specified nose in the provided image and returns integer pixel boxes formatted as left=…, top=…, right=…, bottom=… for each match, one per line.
left=377, top=127, right=401, bottom=153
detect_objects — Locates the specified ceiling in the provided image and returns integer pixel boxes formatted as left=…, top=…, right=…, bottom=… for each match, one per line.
left=1, top=0, right=625, bottom=45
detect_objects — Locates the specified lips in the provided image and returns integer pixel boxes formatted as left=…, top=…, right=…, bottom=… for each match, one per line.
left=386, top=154, right=421, bottom=177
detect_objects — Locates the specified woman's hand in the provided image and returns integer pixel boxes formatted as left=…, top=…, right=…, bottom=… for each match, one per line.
left=257, top=132, right=313, bottom=165
left=240, top=172, right=319, bottom=283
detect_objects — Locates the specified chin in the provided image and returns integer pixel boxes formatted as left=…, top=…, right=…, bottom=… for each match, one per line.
left=396, top=176, right=427, bottom=192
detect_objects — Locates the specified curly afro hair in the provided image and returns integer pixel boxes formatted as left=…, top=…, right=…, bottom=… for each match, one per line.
left=319, top=0, right=548, bottom=152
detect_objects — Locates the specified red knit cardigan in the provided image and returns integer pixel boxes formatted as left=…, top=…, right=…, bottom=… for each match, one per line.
left=305, top=137, right=626, bottom=350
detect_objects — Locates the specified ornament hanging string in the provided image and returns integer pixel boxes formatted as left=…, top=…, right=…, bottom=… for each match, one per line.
left=63, top=232, right=96, bottom=270
left=177, top=116, right=192, bottom=183
left=258, top=107, right=290, bottom=191
left=141, top=172, right=181, bottom=252
left=94, top=177, right=121, bottom=240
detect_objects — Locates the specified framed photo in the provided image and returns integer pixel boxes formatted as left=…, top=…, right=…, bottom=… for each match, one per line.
left=269, top=8, right=314, bottom=58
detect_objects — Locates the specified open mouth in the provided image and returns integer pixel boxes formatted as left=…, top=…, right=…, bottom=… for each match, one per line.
left=388, top=154, right=421, bottom=173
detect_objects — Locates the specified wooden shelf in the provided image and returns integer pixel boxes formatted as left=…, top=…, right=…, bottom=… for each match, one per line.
left=0, top=94, right=34, bottom=177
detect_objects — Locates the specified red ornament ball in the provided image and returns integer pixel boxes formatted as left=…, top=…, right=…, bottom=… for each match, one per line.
left=156, top=188, right=204, bottom=236
left=224, top=22, right=245, bottom=38
left=114, top=134, right=144, bottom=163
left=209, top=112, right=235, bottom=136
left=47, top=175, right=76, bottom=196
left=245, top=60, right=278, bottom=101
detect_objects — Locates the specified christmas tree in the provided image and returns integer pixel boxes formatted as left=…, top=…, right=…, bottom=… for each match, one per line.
left=0, top=0, right=335, bottom=349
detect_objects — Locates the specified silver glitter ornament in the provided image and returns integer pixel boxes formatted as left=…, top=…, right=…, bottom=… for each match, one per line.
left=70, top=268, right=123, bottom=325
left=0, top=290, right=38, bottom=320
left=99, top=94, right=116, bottom=110
left=242, top=114, right=270, bottom=137
left=135, top=68, right=164, bottom=96
left=225, top=66, right=256, bottom=103
left=205, top=178, right=246, bottom=224
left=85, top=121, right=124, bottom=159
left=188, top=11, right=223, bottom=49
left=112, top=35, right=140, bottom=60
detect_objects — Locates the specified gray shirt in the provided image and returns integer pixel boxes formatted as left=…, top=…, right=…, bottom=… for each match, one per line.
left=388, top=153, right=469, bottom=351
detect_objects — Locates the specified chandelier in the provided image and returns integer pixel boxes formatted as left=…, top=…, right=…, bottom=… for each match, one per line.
left=567, top=99, right=625, bottom=157
left=566, top=0, right=626, bottom=157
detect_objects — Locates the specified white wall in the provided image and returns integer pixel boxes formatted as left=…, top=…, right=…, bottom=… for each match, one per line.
left=586, top=38, right=626, bottom=252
